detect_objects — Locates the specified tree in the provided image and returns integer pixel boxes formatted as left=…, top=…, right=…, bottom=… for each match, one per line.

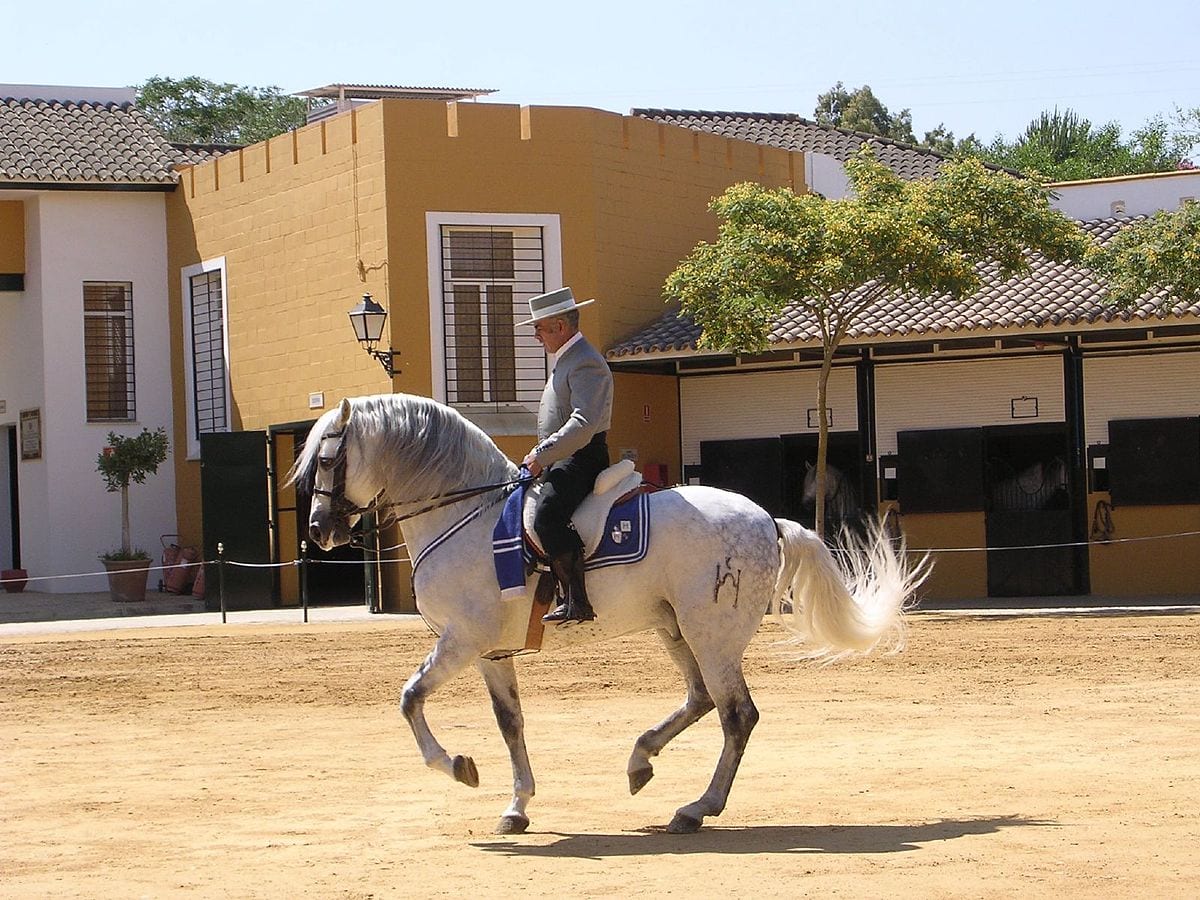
left=815, top=82, right=917, bottom=144
left=978, top=107, right=1198, bottom=180
left=1087, top=202, right=1200, bottom=309
left=97, top=428, right=170, bottom=559
left=665, top=147, right=1092, bottom=535
left=136, top=76, right=307, bottom=145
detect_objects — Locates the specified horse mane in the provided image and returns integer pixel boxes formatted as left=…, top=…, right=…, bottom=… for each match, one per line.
left=286, top=394, right=518, bottom=504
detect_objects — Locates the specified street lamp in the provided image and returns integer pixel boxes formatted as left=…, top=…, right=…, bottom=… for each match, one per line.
left=348, top=293, right=400, bottom=377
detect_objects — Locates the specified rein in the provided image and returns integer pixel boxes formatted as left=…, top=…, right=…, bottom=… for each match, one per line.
left=313, top=425, right=531, bottom=540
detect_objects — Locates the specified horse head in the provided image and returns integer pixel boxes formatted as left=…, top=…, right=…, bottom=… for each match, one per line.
left=291, top=398, right=379, bottom=551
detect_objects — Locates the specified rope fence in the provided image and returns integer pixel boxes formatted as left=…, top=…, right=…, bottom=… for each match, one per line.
left=4, top=528, right=1199, bottom=623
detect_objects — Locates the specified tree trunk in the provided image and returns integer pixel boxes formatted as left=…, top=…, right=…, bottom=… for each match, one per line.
left=121, top=485, right=131, bottom=556
left=814, top=344, right=835, bottom=540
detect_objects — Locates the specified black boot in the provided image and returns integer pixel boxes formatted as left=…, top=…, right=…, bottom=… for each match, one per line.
left=542, top=544, right=595, bottom=623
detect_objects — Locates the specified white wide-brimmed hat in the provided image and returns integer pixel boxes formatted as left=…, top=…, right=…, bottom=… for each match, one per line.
left=516, top=287, right=595, bottom=327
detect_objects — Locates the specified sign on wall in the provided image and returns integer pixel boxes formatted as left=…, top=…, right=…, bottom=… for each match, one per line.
left=19, top=408, right=41, bottom=460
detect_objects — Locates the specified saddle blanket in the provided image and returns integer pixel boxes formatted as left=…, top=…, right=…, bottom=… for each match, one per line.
left=492, top=483, right=650, bottom=601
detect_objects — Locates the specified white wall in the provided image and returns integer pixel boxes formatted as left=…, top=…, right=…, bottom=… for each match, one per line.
left=1052, top=171, right=1200, bottom=219
left=805, top=152, right=852, bottom=199
left=680, top=367, right=859, bottom=465
left=1083, top=352, right=1200, bottom=446
left=874, top=356, right=1065, bottom=455
left=11, top=191, right=177, bottom=592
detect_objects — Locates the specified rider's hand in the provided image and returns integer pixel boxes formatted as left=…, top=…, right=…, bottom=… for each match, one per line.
left=522, top=453, right=543, bottom=477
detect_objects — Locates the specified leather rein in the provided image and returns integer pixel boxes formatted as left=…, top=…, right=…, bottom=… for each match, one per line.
left=312, top=427, right=531, bottom=536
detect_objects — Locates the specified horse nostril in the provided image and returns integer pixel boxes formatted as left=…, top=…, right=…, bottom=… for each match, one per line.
left=309, top=523, right=323, bottom=544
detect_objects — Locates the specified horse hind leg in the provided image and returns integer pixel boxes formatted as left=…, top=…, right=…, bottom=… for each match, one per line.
left=668, top=658, right=759, bottom=834
left=627, top=626, right=715, bottom=795
left=477, top=656, right=534, bottom=835
left=400, top=632, right=481, bottom=788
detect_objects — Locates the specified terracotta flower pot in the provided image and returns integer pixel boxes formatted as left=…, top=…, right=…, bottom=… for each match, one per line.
left=1, top=568, right=28, bottom=593
left=102, top=558, right=150, bottom=603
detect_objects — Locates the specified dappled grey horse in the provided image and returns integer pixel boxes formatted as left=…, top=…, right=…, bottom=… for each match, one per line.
left=290, top=394, right=927, bottom=834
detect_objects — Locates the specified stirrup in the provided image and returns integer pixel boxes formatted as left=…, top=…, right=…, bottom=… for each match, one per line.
left=542, top=602, right=595, bottom=624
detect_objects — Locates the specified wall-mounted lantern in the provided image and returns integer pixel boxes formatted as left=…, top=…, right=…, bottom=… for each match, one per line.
left=347, top=293, right=400, bottom=377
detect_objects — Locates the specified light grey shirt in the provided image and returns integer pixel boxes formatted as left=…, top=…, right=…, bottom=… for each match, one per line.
left=531, top=334, right=613, bottom=467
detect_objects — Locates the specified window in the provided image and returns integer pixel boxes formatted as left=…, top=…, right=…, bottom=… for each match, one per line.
left=439, top=225, right=545, bottom=405
left=181, top=258, right=230, bottom=458
left=83, top=281, right=135, bottom=421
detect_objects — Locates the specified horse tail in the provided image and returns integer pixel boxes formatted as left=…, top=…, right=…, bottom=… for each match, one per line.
left=771, top=517, right=931, bottom=662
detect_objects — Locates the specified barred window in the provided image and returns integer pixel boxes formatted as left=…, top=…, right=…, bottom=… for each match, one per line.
left=188, top=269, right=227, bottom=439
left=83, top=282, right=134, bottom=421
left=441, top=226, right=545, bottom=405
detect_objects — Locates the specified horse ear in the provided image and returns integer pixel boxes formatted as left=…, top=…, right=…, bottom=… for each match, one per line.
left=805, top=461, right=813, bottom=472
left=336, top=397, right=352, bottom=429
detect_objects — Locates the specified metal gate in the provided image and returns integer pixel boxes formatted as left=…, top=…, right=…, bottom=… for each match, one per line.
left=200, top=431, right=272, bottom=609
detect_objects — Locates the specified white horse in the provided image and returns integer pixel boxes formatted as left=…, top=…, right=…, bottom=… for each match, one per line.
left=290, top=394, right=927, bottom=835
left=800, top=460, right=860, bottom=531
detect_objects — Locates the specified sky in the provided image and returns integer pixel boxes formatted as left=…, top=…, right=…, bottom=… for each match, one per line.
left=6, top=0, right=1197, bottom=147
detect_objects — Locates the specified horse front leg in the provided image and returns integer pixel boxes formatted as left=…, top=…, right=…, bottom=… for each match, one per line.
left=400, top=631, right=481, bottom=787
left=477, top=656, right=535, bottom=835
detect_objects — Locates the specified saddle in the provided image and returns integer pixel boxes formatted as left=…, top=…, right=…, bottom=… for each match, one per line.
left=522, top=458, right=644, bottom=560
left=486, top=459, right=646, bottom=658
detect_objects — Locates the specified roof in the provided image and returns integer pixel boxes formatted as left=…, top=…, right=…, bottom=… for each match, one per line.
left=633, top=109, right=954, bottom=181
left=0, top=97, right=181, bottom=187
left=170, top=142, right=241, bottom=166
left=606, top=218, right=1200, bottom=360
left=296, top=83, right=496, bottom=101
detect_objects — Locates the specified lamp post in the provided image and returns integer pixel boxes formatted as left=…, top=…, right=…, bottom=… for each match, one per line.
left=348, top=293, right=401, bottom=377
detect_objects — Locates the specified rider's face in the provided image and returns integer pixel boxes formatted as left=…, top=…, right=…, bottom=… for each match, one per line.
left=532, top=317, right=572, bottom=353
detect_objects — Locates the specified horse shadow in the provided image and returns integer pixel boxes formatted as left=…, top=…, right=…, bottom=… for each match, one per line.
left=472, top=815, right=1051, bottom=859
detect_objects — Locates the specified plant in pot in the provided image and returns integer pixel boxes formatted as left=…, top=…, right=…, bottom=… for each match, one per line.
left=97, top=427, right=169, bottom=602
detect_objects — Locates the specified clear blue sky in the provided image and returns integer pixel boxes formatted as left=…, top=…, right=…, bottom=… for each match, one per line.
left=7, top=0, right=1197, bottom=146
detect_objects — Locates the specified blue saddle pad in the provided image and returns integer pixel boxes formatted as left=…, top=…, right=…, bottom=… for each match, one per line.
left=492, top=486, right=651, bottom=596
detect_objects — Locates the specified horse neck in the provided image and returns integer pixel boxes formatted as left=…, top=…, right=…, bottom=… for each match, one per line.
left=370, top=426, right=516, bottom=562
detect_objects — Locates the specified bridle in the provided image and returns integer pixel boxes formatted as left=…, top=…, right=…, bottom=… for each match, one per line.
left=309, top=425, right=532, bottom=537
left=311, top=427, right=382, bottom=525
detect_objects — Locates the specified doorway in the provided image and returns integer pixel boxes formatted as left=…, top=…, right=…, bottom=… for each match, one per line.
left=2, top=426, right=18, bottom=570
left=983, top=422, right=1083, bottom=597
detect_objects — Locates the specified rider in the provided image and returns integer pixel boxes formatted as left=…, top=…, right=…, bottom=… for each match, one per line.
left=519, top=287, right=613, bottom=624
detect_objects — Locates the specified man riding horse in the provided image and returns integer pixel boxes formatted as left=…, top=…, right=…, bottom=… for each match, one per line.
left=519, top=287, right=613, bottom=624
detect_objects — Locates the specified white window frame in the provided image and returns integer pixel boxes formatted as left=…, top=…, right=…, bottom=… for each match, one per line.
left=180, top=256, right=231, bottom=460
left=425, top=212, right=563, bottom=434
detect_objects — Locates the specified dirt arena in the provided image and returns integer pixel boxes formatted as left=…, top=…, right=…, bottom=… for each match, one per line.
left=3, top=611, right=1198, bottom=898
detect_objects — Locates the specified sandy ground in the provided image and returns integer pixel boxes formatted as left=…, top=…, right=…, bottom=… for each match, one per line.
left=2, top=612, right=1198, bottom=899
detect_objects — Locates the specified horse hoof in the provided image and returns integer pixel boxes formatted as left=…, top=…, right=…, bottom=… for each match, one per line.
left=666, top=812, right=702, bottom=834
left=452, top=755, right=479, bottom=788
left=628, top=766, right=654, bottom=795
left=495, top=814, right=530, bottom=835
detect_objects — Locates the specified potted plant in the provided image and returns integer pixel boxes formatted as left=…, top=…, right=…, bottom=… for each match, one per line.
left=1, top=567, right=28, bottom=593
left=97, top=427, right=169, bottom=602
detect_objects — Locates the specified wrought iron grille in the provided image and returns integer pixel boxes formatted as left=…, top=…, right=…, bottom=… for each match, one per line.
left=440, top=225, right=546, bottom=405
left=189, top=269, right=227, bottom=438
left=83, top=282, right=135, bottom=421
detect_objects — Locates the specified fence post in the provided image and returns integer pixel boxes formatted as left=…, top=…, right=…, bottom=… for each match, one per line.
left=217, top=541, right=227, bottom=624
left=300, top=539, right=309, bottom=624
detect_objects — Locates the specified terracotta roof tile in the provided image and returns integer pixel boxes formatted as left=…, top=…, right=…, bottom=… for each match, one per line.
left=607, top=218, right=1200, bottom=359
left=633, top=108, right=963, bottom=181
left=0, top=97, right=182, bottom=185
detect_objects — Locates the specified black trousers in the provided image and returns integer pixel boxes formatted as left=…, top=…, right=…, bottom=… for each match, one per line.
left=533, top=432, right=610, bottom=557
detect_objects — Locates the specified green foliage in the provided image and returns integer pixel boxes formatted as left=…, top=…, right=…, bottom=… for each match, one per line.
left=136, top=76, right=307, bottom=144
left=665, top=149, right=1093, bottom=534
left=815, top=82, right=916, bottom=144
left=665, top=146, right=1092, bottom=353
left=1087, top=202, right=1200, bottom=308
left=100, top=547, right=150, bottom=562
left=976, top=107, right=1198, bottom=180
left=97, top=428, right=170, bottom=492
